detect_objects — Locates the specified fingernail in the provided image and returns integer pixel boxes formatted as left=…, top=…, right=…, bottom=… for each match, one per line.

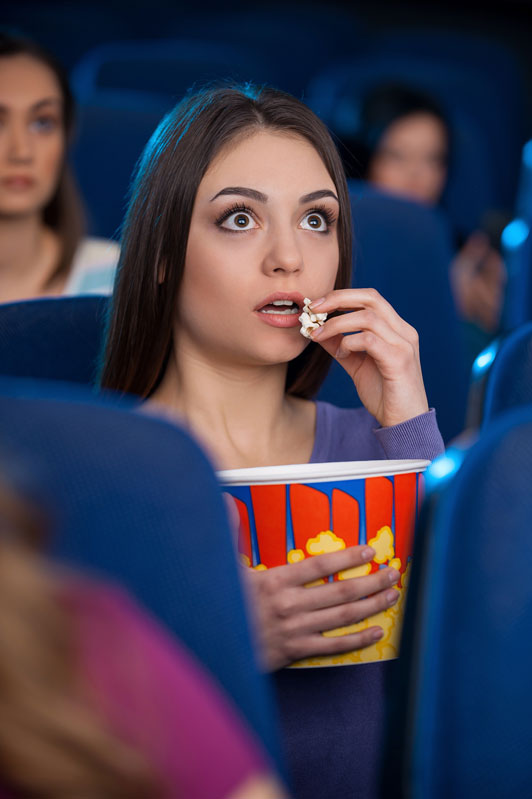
left=371, top=628, right=384, bottom=641
left=388, top=569, right=400, bottom=584
left=386, top=589, right=399, bottom=604
left=361, top=547, right=375, bottom=561
left=335, top=346, right=348, bottom=360
left=310, top=297, right=325, bottom=308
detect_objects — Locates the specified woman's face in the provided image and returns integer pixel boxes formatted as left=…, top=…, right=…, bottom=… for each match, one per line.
left=368, top=112, right=448, bottom=206
left=179, top=129, right=340, bottom=367
left=0, top=54, right=65, bottom=219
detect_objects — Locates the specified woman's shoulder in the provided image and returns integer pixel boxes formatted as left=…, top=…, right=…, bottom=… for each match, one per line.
left=64, top=236, right=120, bottom=296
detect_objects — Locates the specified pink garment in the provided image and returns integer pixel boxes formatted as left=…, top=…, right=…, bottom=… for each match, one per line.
left=61, top=581, right=269, bottom=799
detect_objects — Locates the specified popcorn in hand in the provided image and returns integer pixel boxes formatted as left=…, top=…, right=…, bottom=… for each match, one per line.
left=299, top=298, right=328, bottom=339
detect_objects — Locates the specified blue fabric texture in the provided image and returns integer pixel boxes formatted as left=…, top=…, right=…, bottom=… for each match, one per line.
left=0, top=296, right=108, bottom=385
left=482, top=321, right=532, bottom=426
left=397, top=407, right=532, bottom=798
left=0, top=378, right=282, bottom=771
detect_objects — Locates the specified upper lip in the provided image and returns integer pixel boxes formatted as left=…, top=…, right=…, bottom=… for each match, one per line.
left=2, top=175, right=34, bottom=184
left=254, top=291, right=305, bottom=312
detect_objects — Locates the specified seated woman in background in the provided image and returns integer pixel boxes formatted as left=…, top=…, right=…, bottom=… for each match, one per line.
left=0, top=476, right=288, bottom=799
left=100, top=82, right=444, bottom=799
left=0, top=32, right=119, bottom=303
left=344, top=83, right=506, bottom=341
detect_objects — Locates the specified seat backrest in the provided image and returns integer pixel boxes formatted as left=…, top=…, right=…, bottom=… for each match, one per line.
left=390, top=407, right=532, bottom=798
left=481, top=321, right=532, bottom=426
left=500, top=217, right=532, bottom=331
left=318, top=184, right=469, bottom=443
left=0, top=296, right=107, bottom=385
left=516, top=141, right=532, bottom=224
left=72, top=95, right=168, bottom=238
left=0, top=377, right=281, bottom=766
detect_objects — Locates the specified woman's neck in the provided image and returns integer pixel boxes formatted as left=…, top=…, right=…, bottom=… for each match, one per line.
left=148, top=336, right=316, bottom=470
left=0, top=214, right=62, bottom=302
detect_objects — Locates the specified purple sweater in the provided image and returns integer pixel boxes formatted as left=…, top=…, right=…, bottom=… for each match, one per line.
left=275, top=402, right=444, bottom=799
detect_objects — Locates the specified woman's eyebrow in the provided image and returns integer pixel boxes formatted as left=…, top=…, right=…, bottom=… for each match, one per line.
left=210, top=187, right=268, bottom=202
left=299, top=189, right=339, bottom=203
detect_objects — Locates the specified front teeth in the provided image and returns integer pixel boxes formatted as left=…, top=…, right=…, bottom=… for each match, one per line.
left=260, top=308, right=299, bottom=315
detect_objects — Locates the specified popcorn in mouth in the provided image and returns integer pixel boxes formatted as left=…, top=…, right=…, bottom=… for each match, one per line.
left=299, top=298, right=327, bottom=339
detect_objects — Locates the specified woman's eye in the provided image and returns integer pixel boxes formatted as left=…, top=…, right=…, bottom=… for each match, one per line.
left=221, top=211, right=257, bottom=231
left=301, top=212, right=328, bottom=232
left=30, top=116, right=59, bottom=133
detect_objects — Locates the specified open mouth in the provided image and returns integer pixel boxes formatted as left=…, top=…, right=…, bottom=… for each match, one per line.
left=258, top=299, right=301, bottom=316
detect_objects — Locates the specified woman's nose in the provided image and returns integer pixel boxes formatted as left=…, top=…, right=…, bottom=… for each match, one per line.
left=7, top=122, right=33, bottom=163
left=262, top=224, right=304, bottom=276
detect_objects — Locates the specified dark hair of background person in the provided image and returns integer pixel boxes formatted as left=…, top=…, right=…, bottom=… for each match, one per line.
left=339, top=82, right=451, bottom=181
left=0, top=476, right=161, bottom=798
left=100, top=83, right=352, bottom=400
left=0, top=31, right=85, bottom=286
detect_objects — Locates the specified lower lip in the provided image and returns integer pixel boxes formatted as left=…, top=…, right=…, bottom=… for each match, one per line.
left=254, top=310, right=302, bottom=328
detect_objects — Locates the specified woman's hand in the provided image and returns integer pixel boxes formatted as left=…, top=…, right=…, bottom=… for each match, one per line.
left=308, top=288, right=429, bottom=427
left=450, top=232, right=506, bottom=333
left=241, top=545, right=400, bottom=671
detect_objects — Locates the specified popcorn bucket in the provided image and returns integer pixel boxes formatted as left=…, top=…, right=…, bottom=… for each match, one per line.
left=219, top=460, right=429, bottom=667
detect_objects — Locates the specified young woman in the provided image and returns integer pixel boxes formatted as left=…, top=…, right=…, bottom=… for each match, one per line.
left=0, top=476, right=288, bottom=799
left=345, top=82, right=506, bottom=339
left=101, top=83, right=444, bottom=799
left=0, top=33, right=118, bottom=303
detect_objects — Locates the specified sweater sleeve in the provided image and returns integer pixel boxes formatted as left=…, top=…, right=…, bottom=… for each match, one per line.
left=373, top=408, right=445, bottom=461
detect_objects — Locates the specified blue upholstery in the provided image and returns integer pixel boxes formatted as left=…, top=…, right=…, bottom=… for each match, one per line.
left=388, top=406, right=532, bottom=797
left=72, top=95, right=167, bottom=237
left=0, top=296, right=108, bottom=384
left=318, top=184, right=469, bottom=443
left=0, top=377, right=282, bottom=768
left=306, top=56, right=498, bottom=235
left=516, top=140, right=532, bottom=223
left=71, top=39, right=271, bottom=103
left=481, top=321, right=532, bottom=427
left=501, top=217, right=532, bottom=331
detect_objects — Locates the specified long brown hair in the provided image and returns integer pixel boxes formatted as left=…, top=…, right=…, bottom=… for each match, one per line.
left=0, top=477, right=161, bottom=798
left=0, top=32, right=85, bottom=285
left=100, top=83, right=352, bottom=399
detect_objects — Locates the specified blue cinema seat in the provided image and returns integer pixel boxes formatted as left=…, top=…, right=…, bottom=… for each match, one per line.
left=500, top=216, right=532, bottom=332
left=72, top=93, right=168, bottom=238
left=383, top=406, right=532, bottom=798
left=516, top=140, right=532, bottom=224
left=71, top=38, right=272, bottom=104
left=0, top=377, right=282, bottom=768
left=0, top=296, right=107, bottom=385
left=317, top=184, right=469, bottom=443
left=479, top=321, right=532, bottom=427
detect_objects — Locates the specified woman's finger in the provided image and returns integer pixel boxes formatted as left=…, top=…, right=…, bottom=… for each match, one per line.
left=309, top=288, right=417, bottom=342
left=311, top=309, right=416, bottom=351
left=267, top=544, right=377, bottom=588
left=286, top=626, right=385, bottom=662
left=293, top=565, right=400, bottom=613
left=293, top=585, right=400, bottom=636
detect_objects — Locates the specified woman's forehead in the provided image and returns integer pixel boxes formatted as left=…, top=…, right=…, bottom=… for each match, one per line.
left=199, top=129, right=335, bottom=197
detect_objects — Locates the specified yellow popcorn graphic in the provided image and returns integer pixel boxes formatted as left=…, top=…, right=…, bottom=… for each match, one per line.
left=338, top=563, right=371, bottom=581
left=368, top=526, right=394, bottom=563
left=254, top=563, right=267, bottom=571
left=287, top=548, right=305, bottom=564
left=306, top=530, right=346, bottom=556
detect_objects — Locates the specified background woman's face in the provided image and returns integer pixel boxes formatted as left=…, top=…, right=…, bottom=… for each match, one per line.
left=367, top=112, right=448, bottom=206
left=0, top=55, right=65, bottom=219
left=178, top=128, right=340, bottom=367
